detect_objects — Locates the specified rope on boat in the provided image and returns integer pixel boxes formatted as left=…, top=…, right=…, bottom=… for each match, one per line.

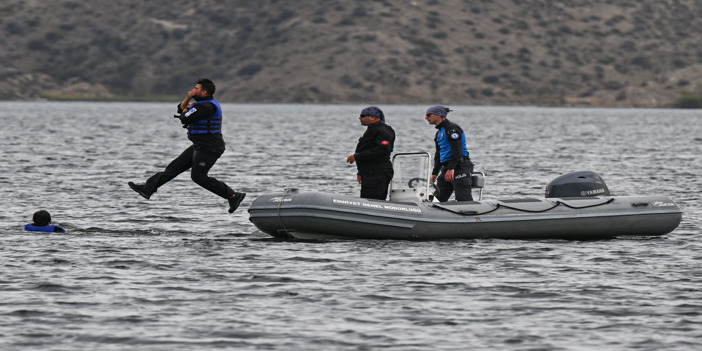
left=431, top=198, right=616, bottom=216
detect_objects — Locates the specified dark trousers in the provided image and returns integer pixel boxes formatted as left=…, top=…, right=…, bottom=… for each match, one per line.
left=436, top=159, right=474, bottom=202
left=359, top=168, right=393, bottom=200
left=144, top=145, right=234, bottom=199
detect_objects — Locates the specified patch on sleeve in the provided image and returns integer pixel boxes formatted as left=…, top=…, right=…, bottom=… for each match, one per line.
left=184, top=107, right=197, bottom=117
left=450, top=132, right=460, bottom=140
left=381, top=140, right=389, bottom=145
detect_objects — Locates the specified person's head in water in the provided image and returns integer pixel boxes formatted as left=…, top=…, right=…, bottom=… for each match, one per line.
left=33, top=210, right=52, bottom=226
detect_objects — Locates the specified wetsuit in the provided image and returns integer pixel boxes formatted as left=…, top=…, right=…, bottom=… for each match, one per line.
left=433, top=119, right=474, bottom=202
left=142, top=96, right=235, bottom=199
left=354, top=121, right=395, bottom=200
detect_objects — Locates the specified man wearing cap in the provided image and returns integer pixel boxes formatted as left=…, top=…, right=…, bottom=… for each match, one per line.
left=347, top=106, right=395, bottom=200
left=425, top=105, right=474, bottom=202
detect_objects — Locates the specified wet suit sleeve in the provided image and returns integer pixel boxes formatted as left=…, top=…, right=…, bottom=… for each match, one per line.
left=446, top=127, right=464, bottom=170
left=177, top=102, right=216, bottom=126
left=432, top=133, right=442, bottom=176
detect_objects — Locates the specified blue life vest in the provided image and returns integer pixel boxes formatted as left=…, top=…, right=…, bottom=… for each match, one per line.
left=436, top=126, right=469, bottom=163
left=25, top=223, right=66, bottom=233
left=187, top=98, right=222, bottom=134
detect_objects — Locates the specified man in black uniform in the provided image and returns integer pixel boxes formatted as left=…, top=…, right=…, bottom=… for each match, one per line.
left=346, top=106, right=395, bottom=200
left=128, top=78, right=246, bottom=213
left=425, top=105, right=474, bottom=202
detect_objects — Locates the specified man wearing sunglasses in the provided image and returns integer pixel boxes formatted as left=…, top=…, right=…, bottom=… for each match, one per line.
left=425, top=105, right=474, bottom=202
left=346, top=106, right=395, bottom=200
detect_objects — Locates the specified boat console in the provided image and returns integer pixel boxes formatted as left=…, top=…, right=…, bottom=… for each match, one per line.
left=389, top=152, right=485, bottom=202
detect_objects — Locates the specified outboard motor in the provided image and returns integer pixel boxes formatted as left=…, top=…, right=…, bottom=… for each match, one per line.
left=545, top=171, right=611, bottom=198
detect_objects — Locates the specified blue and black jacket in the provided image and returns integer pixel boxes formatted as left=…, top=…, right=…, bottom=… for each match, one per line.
left=433, top=119, right=470, bottom=175
left=177, top=96, right=226, bottom=154
left=181, top=97, right=222, bottom=135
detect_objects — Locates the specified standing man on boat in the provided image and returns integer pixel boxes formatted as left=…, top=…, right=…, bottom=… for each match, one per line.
left=128, top=78, right=246, bottom=213
left=347, top=106, right=395, bottom=200
left=425, top=105, right=474, bottom=202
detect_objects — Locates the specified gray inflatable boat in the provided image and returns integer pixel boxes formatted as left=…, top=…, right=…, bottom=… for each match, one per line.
left=248, top=152, right=682, bottom=240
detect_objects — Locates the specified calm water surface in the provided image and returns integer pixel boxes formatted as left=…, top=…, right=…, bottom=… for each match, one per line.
left=0, top=102, right=700, bottom=350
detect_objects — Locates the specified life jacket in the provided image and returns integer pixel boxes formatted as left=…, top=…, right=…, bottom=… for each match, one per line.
left=436, top=121, right=469, bottom=163
left=25, top=223, right=66, bottom=233
left=187, top=98, right=222, bottom=134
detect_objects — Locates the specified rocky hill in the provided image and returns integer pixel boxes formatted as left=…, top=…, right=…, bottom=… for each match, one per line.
left=2, top=0, right=701, bottom=107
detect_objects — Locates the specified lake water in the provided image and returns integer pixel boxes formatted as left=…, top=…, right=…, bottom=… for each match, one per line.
left=1, top=102, right=700, bottom=350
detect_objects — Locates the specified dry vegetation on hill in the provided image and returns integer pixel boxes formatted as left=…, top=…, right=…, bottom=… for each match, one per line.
left=1, top=0, right=701, bottom=107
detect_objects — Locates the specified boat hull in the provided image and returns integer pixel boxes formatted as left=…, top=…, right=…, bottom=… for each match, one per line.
left=247, top=191, right=683, bottom=240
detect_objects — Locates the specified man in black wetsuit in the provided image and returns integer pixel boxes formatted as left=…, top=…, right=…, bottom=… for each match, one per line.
left=128, top=78, right=246, bottom=213
left=346, top=106, right=395, bottom=200
left=425, top=105, right=474, bottom=202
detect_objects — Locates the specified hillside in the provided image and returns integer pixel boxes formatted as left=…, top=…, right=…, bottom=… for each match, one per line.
left=1, top=0, right=702, bottom=107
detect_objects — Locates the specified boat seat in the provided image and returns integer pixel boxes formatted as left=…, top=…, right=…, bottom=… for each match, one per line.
left=471, top=172, right=485, bottom=201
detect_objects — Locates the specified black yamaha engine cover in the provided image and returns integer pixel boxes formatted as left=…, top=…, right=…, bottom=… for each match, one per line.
left=545, top=171, right=611, bottom=198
